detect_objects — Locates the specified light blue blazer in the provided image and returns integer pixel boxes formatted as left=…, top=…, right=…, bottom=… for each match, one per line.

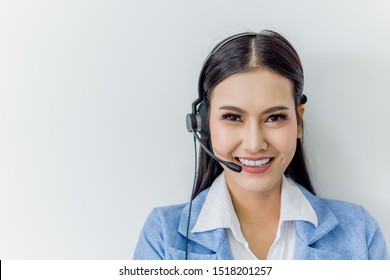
left=133, top=185, right=389, bottom=260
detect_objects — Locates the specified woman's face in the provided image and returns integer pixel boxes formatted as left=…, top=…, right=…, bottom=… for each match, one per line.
left=209, top=68, right=304, bottom=196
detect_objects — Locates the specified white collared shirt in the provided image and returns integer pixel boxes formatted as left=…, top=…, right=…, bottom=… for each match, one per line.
left=191, top=173, right=318, bottom=259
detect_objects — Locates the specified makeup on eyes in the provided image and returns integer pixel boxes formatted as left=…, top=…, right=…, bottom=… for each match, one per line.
left=265, top=113, right=288, bottom=122
left=220, top=111, right=289, bottom=123
left=221, top=112, right=242, bottom=122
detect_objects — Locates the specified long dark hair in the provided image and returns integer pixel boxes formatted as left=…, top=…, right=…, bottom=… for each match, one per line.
left=193, top=30, right=315, bottom=198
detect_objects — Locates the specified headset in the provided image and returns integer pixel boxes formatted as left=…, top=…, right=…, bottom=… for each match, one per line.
left=183, top=31, right=307, bottom=259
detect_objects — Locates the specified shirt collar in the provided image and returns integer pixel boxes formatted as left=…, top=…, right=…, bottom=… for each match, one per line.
left=281, top=176, right=318, bottom=227
left=191, top=173, right=318, bottom=239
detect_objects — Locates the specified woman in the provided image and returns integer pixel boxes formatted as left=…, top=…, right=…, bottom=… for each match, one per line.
left=133, top=30, right=389, bottom=260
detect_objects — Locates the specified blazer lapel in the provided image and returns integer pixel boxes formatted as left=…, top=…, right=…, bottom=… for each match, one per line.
left=175, top=189, right=233, bottom=260
left=167, top=238, right=232, bottom=260
left=294, top=186, right=344, bottom=259
left=294, top=237, right=345, bottom=259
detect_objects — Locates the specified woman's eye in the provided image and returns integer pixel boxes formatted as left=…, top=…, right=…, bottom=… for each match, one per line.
left=222, top=113, right=241, bottom=122
left=266, top=114, right=287, bottom=122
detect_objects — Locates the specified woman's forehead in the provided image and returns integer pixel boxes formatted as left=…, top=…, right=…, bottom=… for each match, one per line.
left=210, top=69, right=295, bottom=110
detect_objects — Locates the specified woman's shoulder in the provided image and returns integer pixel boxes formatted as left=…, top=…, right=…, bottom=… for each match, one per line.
left=297, top=184, right=367, bottom=215
left=152, top=202, right=187, bottom=216
left=141, top=188, right=211, bottom=232
left=133, top=189, right=211, bottom=260
left=296, top=185, right=389, bottom=259
left=142, top=203, right=186, bottom=232
left=319, top=197, right=377, bottom=226
left=297, top=184, right=380, bottom=229
left=319, top=196, right=366, bottom=214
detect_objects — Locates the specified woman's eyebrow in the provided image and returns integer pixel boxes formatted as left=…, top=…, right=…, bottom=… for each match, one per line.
left=261, top=105, right=290, bottom=115
left=218, top=105, right=245, bottom=113
left=218, top=105, right=289, bottom=115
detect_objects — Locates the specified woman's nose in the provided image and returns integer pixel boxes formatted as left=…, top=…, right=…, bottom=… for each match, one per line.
left=242, top=121, right=268, bottom=153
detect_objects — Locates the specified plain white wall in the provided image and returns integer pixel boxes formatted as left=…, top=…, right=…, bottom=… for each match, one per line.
left=0, top=0, right=389, bottom=259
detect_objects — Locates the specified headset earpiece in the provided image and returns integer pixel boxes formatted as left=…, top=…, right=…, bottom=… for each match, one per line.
left=186, top=113, right=198, bottom=133
left=185, top=102, right=210, bottom=139
left=300, top=94, right=308, bottom=105
left=197, top=102, right=210, bottom=139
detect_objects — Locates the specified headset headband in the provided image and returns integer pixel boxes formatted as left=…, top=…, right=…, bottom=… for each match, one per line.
left=191, top=32, right=258, bottom=114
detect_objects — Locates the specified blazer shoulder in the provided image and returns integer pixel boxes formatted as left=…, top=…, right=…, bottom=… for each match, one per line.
left=133, top=189, right=212, bottom=260
left=150, top=187, right=210, bottom=228
left=297, top=184, right=368, bottom=222
left=302, top=190, right=389, bottom=259
left=317, top=197, right=384, bottom=234
left=133, top=203, right=186, bottom=260
left=154, top=202, right=187, bottom=217
left=320, top=197, right=366, bottom=216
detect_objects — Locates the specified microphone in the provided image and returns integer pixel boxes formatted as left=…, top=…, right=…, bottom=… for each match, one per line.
left=192, top=131, right=242, bottom=173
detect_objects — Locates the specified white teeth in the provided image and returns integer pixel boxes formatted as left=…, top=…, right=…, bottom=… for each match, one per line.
left=239, top=157, right=271, bottom=167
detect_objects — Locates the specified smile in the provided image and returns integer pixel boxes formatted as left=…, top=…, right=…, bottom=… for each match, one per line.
left=237, top=157, right=273, bottom=167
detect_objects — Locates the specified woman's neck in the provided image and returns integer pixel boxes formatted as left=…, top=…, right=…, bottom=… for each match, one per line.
left=226, top=176, right=283, bottom=259
left=227, top=177, right=282, bottom=226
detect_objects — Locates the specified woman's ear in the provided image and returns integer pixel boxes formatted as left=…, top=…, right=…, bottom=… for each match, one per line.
left=297, top=105, right=305, bottom=138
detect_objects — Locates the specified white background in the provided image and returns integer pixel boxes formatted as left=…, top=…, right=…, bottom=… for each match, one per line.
left=0, top=0, right=389, bottom=259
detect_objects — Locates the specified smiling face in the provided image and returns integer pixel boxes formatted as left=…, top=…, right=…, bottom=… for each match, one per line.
left=209, top=67, right=304, bottom=196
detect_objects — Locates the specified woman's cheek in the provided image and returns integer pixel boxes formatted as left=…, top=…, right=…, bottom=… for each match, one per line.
left=210, top=117, right=223, bottom=146
left=210, top=118, right=237, bottom=153
left=271, top=126, right=298, bottom=159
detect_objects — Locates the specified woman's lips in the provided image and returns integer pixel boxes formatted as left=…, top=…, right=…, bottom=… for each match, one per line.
left=235, top=157, right=274, bottom=174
